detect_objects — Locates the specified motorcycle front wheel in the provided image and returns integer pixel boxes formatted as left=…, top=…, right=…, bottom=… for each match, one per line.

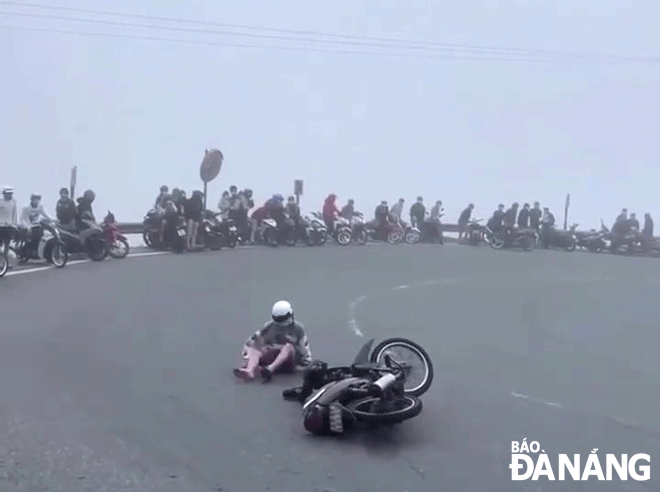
left=387, top=230, right=403, bottom=245
left=370, top=337, right=434, bottom=397
left=349, top=396, right=422, bottom=424
left=109, top=238, right=130, bottom=258
left=336, top=230, right=352, bottom=246
left=405, top=230, right=420, bottom=244
left=490, top=233, right=505, bottom=250
left=49, top=242, right=69, bottom=268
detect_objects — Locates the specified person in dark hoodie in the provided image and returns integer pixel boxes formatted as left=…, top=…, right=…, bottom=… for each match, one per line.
left=502, top=202, right=519, bottom=244
left=340, top=199, right=355, bottom=221
left=457, top=204, right=474, bottom=242
left=76, top=190, right=96, bottom=227
left=517, top=203, right=530, bottom=229
left=529, top=202, right=542, bottom=231
left=643, top=213, right=654, bottom=239
left=409, top=197, right=426, bottom=228
left=56, top=187, right=77, bottom=227
left=487, top=204, right=506, bottom=231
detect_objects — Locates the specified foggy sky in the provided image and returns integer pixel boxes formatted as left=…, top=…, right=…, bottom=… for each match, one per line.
left=1, top=0, right=659, bottom=228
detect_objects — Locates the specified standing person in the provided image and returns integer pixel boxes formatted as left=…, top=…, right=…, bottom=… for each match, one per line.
left=218, top=191, right=231, bottom=220
left=487, top=204, right=506, bottom=231
left=457, top=204, right=474, bottom=242
left=518, top=203, right=531, bottom=229
left=390, top=198, right=405, bottom=225
left=643, top=213, right=654, bottom=239
left=56, top=187, right=77, bottom=227
left=236, top=189, right=254, bottom=240
left=322, top=194, right=340, bottom=233
left=227, top=185, right=240, bottom=222
left=0, top=186, right=18, bottom=252
left=502, top=202, right=519, bottom=244
left=20, top=193, right=53, bottom=258
left=541, top=207, right=555, bottom=248
left=185, top=190, right=204, bottom=250
left=409, top=197, right=425, bottom=228
left=429, top=200, right=444, bottom=243
left=529, top=202, right=542, bottom=232
left=628, top=213, right=640, bottom=231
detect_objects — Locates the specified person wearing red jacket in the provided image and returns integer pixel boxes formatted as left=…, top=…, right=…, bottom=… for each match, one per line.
left=323, top=194, right=340, bottom=233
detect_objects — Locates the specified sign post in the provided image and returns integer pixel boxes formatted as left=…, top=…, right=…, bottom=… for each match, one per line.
left=564, top=193, right=570, bottom=230
left=294, top=179, right=303, bottom=205
left=199, top=149, right=223, bottom=209
left=70, top=166, right=77, bottom=198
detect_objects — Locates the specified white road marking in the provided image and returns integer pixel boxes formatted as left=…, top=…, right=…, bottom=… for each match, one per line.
left=510, top=391, right=563, bottom=408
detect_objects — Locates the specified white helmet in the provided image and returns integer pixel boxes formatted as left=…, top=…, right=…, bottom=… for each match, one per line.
left=2, top=186, right=13, bottom=194
left=272, top=300, right=293, bottom=324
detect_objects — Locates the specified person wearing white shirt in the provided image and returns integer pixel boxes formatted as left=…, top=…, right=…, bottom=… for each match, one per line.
left=20, top=194, right=53, bottom=258
left=390, top=198, right=405, bottom=225
left=0, top=186, right=18, bottom=252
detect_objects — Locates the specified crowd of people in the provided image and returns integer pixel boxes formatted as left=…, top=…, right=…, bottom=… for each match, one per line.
left=0, top=186, right=99, bottom=258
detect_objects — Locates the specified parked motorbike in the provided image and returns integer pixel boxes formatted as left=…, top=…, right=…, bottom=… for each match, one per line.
left=489, top=227, right=535, bottom=252
left=349, top=213, right=368, bottom=245
left=541, top=226, right=577, bottom=252
left=103, top=212, right=130, bottom=259
left=0, top=225, right=16, bottom=277
left=142, top=209, right=163, bottom=249
left=466, top=219, right=485, bottom=246
left=305, top=213, right=328, bottom=246
left=355, top=212, right=403, bottom=245
left=12, top=220, right=68, bottom=267
left=310, top=212, right=351, bottom=246
left=572, top=223, right=608, bottom=253
left=401, top=220, right=421, bottom=244
left=57, top=217, right=108, bottom=261
left=283, top=337, right=433, bottom=435
left=412, top=217, right=444, bottom=244
left=256, top=218, right=294, bottom=247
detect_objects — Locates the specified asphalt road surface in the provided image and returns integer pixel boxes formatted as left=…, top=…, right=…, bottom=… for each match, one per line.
left=1, top=243, right=659, bottom=492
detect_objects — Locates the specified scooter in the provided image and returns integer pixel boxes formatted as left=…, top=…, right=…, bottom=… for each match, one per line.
left=58, top=217, right=108, bottom=261
left=13, top=220, right=68, bottom=267
left=103, top=212, right=130, bottom=259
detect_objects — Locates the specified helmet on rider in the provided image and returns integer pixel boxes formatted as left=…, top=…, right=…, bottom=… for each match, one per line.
left=272, top=300, right=294, bottom=324
left=2, top=186, right=13, bottom=197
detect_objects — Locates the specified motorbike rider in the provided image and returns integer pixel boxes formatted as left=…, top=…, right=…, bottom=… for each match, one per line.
left=155, top=185, right=169, bottom=209
left=628, top=213, right=640, bottom=231
left=76, top=190, right=97, bottom=226
left=56, top=187, right=77, bottom=228
left=428, top=201, right=444, bottom=243
left=530, top=202, right=542, bottom=232
left=285, top=196, right=302, bottom=236
left=234, top=300, right=312, bottom=382
left=616, top=208, right=628, bottom=224
left=390, top=198, right=405, bottom=226
left=374, top=200, right=391, bottom=237
left=340, top=199, right=355, bottom=222
left=457, top=203, right=474, bottom=242
left=409, top=197, right=425, bottom=228
left=643, top=213, right=654, bottom=239
left=234, top=189, right=254, bottom=240
left=541, top=207, right=555, bottom=248
left=265, top=194, right=287, bottom=228
left=502, top=202, right=519, bottom=244
left=20, top=193, right=53, bottom=258
left=323, top=194, right=340, bottom=233
left=518, top=203, right=530, bottom=229
left=227, top=185, right=241, bottom=222
left=487, top=204, right=505, bottom=231
left=0, top=186, right=18, bottom=252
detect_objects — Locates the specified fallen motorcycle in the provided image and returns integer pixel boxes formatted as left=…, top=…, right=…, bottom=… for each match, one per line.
left=283, top=337, right=433, bottom=435
left=572, top=223, right=608, bottom=253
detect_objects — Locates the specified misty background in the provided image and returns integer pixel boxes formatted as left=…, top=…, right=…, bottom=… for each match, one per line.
left=1, top=0, right=659, bottom=229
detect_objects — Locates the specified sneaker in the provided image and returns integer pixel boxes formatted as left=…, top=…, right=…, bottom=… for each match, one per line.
left=233, top=368, right=254, bottom=381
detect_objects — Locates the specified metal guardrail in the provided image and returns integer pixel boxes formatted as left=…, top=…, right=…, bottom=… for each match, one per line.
left=116, top=222, right=464, bottom=235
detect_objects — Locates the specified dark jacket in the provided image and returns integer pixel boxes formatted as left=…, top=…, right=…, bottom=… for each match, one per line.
left=503, top=208, right=518, bottom=227
left=458, top=208, right=472, bottom=225
left=410, top=202, right=425, bottom=225
left=375, top=205, right=389, bottom=222
left=56, top=197, right=77, bottom=224
left=517, top=209, right=530, bottom=228
left=530, top=208, right=542, bottom=229
left=488, top=210, right=505, bottom=229
left=644, top=217, right=654, bottom=237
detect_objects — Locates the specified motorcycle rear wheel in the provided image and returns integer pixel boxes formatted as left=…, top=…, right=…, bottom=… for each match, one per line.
left=109, top=238, right=130, bottom=258
left=490, top=233, right=505, bottom=249
left=86, top=237, right=108, bottom=261
left=370, top=337, right=434, bottom=397
left=49, top=242, right=69, bottom=268
left=521, top=235, right=535, bottom=252
left=349, top=396, right=422, bottom=424
left=387, top=230, right=403, bottom=245
left=405, top=230, right=420, bottom=244
left=336, top=230, right=352, bottom=246
left=0, top=252, right=8, bottom=278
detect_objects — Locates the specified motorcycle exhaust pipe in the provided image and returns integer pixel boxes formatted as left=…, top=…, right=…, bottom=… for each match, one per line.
left=368, top=373, right=397, bottom=396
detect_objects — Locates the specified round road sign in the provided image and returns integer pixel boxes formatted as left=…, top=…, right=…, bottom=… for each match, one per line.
left=200, top=149, right=223, bottom=182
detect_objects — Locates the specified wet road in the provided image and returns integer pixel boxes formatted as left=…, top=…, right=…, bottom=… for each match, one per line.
left=1, top=243, right=659, bottom=491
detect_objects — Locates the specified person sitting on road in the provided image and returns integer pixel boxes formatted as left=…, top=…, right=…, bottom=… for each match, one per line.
left=322, top=194, right=340, bottom=233
left=487, top=204, right=505, bottom=231
left=340, top=199, right=355, bottom=222
left=517, top=203, right=530, bottom=229
left=409, top=196, right=425, bottom=228
left=390, top=198, right=405, bottom=226
left=56, top=187, right=77, bottom=228
left=457, top=203, right=474, bottom=242
left=20, top=193, right=53, bottom=258
left=155, top=185, right=169, bottom=210
left=234, top=300, right=312, bottom=382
